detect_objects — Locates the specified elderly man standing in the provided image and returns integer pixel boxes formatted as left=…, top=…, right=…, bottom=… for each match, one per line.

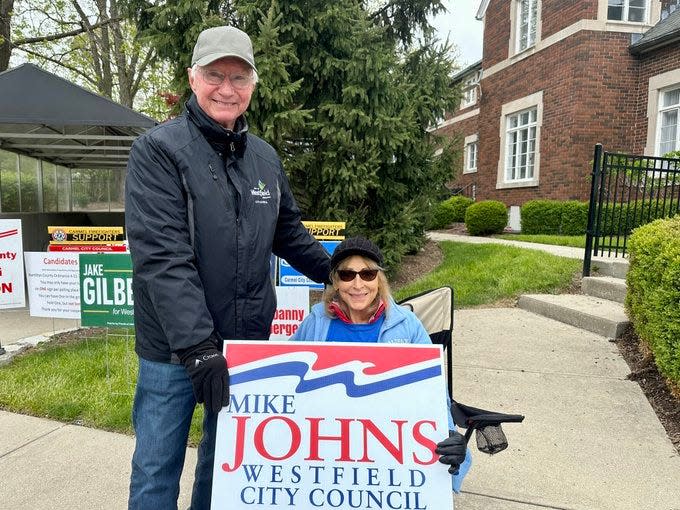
left=125, top=26, right=330, bottom=510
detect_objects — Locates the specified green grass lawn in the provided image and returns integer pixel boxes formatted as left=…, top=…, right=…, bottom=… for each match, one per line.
left=0, top=240, right=580, bottom=442
left=493, top=233, right=587, bottom=248
left=0, top=331, right=206, bottom=443
left=394, top=241, right=580, bottom=306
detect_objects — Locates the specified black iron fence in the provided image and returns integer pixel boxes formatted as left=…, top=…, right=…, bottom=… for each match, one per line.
left=583, top=144, right=680, bottom=276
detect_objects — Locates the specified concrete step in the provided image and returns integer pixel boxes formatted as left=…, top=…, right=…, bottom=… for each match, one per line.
left=591, top=258, right=629, bottom=278
left=517, top=294, right=630, bottom=339
left=581, top=276, right=627, bottom=303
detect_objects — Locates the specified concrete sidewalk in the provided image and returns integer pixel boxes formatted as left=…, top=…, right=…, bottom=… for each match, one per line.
left=1, top=307, right=679, bottom=509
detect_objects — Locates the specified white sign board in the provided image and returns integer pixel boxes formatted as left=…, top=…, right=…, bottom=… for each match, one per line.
left=0, top=219, right=25, bottom=309
left=212, top=341, right=453, bottom=510
left=269, top=286, right=309, bottom=340
left=24, top=252, right=80, bottom=319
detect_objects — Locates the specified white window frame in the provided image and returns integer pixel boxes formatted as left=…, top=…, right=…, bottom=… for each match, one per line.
left=515, top=0, right=539, bottom=53
left=645, top=69, right=680, bottom=156
left=464, top=134, right=478, bottom=174
left=497, top=91, right=543, bottom=189
left=607, top=0, right=649, bottom=22
left=656, top=86, right=680, bottom=156
left=505, top=109, right=537, bottom=182
left=460, top=72, right=481, bottom=109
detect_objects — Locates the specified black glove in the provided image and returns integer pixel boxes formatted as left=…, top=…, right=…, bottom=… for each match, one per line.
left=177, top=338, right=230, bottom=414
left=435, top=430, right=467, bottom=475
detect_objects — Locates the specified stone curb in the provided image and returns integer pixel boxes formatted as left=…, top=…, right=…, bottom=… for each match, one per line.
left=0, top=327, right=81, bottom=367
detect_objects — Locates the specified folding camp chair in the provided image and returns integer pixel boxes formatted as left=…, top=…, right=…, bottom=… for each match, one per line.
left=398, top=286, right=524, bottom=454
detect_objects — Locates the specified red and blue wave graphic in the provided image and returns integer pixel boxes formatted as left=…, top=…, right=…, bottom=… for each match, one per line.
left=226, top=343, right=442, bottom=397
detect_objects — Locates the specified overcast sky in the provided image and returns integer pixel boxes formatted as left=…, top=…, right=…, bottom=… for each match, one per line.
left=431, top=0, right=484, bottom=67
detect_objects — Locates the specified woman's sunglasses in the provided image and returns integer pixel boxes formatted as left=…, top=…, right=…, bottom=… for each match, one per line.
left=336, top=269, right=380, bottom=282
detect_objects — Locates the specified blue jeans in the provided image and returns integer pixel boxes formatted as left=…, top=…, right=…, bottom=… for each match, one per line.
left=128, top=357, right=218, bottom=510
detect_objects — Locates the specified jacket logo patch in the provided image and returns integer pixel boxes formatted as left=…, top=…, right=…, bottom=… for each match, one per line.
left=250, top=180, right=271, bottom=204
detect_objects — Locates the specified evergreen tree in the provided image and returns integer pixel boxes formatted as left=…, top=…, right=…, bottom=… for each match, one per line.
left=129, top=0, right=459, bottom=269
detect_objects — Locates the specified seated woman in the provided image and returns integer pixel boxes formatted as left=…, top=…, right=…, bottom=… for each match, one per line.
left=291, top=236, right=471, bottom=492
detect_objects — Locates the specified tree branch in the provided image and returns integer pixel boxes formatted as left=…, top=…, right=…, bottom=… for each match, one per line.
left=14, top=45, right=98, bottom=88
left=12, top=17, right=121, bottom=46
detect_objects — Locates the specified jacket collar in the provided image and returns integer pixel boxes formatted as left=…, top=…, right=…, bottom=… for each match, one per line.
left=185, top=94, right=248, bottom=157
left=328, top=299, right=386, bottom=324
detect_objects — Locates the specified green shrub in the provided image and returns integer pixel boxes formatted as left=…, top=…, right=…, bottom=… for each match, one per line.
left=626, top=215, right=680, bottom=385
left=428, top=196, right=474, bottom=229
left=520, top=199, right=588, bottom=235
left=520, top=200, right=562, bottom=234
left=448, top=196, right=474, bottom=222
left=598, top=199, right=679, bottom=236
left=560, top=201, right=589, bottom=235
left=428, top=200, right=457, bottom=230
left=465, top=200, right=507, bottom=236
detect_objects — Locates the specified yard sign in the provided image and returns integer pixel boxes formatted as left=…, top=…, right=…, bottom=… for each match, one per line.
left=0, top=219, right=25, bottom=309
left=79, top=253, right=134, bottom=327
left=212, top=341, right=453, bottom=510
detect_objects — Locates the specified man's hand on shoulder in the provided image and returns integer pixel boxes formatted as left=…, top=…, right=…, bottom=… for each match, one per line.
left=177, top=337, right=230, bottom=414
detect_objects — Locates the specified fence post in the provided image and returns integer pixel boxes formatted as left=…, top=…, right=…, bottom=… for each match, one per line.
left=583, top=144, right=603, bottom=277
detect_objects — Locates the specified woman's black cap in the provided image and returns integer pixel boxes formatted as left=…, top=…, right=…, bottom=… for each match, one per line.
left=330, top=236, right=384, bottom=271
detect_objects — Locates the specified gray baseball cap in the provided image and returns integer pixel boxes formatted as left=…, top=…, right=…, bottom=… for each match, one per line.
left=191, top=26, right=257, bottom=71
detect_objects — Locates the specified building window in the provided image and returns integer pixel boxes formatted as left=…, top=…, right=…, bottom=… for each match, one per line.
left=658, top=86, right=680, bottom=155
left=505, top=108, right=538, bottom=181
left=497, top=92, right=542, bottom=189
left=464, top=135, right=478, bottom=173
left=460, top=75, right=479, bottom=109
left=661, top=0, right=679, bottom=19
left=516, top=0, right=538, bottom=52
left=607, top=0, right=647, bottom=22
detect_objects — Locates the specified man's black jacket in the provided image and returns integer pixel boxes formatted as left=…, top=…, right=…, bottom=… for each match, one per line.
left=125, top=95, right=330, bottom=362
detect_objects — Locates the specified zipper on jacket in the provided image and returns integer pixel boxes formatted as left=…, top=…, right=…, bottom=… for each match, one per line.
left=208, top=162, right=241, bottom=219
left=210, top=159, right=243, bottom=336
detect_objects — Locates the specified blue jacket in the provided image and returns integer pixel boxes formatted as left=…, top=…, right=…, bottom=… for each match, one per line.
left=291, top=298, right=431, bottom=344
left=292, top=298, right=472, bottom=492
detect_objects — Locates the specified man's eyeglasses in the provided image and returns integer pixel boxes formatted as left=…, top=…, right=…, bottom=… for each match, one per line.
left=336, top=269, right=380, bottom=282
left=200, top=68, right=253, bottom=90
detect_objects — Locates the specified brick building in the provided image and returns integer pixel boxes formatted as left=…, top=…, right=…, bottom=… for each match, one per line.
left=434, top=0, right=680, bottom=230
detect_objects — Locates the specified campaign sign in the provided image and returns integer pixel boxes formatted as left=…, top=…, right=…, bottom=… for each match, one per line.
left=79, top=253, right=134, bottom=327
left=47, top=226, right=127, bottom=252
left=25, top=252, right=80, bottom=319
left=269, top=287, right=309, bottom=340
left=212, top=341, right=453, bottom=510
left=278, top=240, right=339, bottom=288
left=0, top=219, right=25, bottom=309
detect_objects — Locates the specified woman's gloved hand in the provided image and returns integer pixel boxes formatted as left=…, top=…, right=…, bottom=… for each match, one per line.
left=435, top=429, right=467, bottom=474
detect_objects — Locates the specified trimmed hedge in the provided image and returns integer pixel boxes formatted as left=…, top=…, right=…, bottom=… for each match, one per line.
left=520, top=198, right=678, bottom=236
left=428, top=196, right=474, bottom=229
left=520, top=200, right=588, bottom=235
left=464, top=200, right=507, bottom=236
left=597, top=200, right=679, bottom=236
left=626, top=215, right=680, bottom=385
